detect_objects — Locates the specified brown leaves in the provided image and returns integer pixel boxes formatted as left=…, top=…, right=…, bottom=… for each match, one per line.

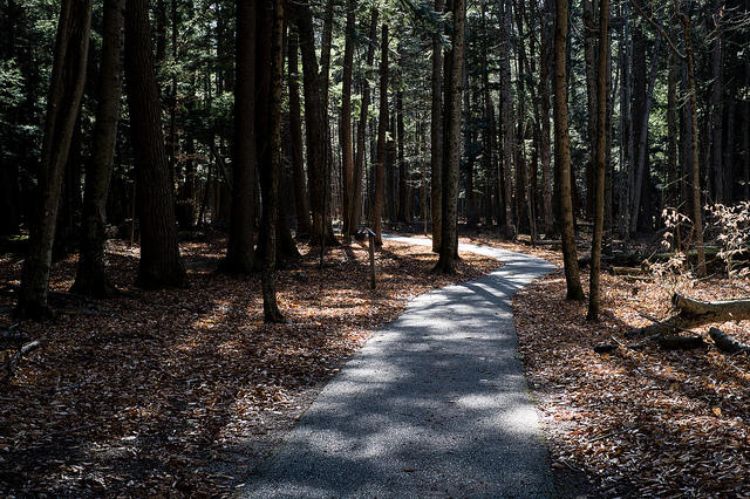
left=0, top=233, right=496, bottom=496
left=514, top=266, right=750, bottom=497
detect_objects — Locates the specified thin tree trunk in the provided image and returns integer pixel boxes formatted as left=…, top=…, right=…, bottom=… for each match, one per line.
left=540, top=0, right=554, bottom=235
left=287, top=30, right=311, bottom=237
left=431, top=0, right=444, bottom=252
left=373, top=23, right=389, bottom=246
left=341, top=0, right=356, bottom=241
left=72, top=0, right=125, bottom=297
left=353, top=10, right=379, bottom=236
left=17, top=0, right=92, bottom=318
left=499, top=0, right=515, bottom=239
left=588, top=0, right=609, bottom=320
left=260, top=0, right=285, bottom=323
left=677, top=6, right=707, bottom=276
left=554, top=0, right=584, bottom=301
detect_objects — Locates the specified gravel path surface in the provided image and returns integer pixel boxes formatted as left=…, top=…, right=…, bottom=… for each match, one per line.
left=240, top=236, right=557, bottom=498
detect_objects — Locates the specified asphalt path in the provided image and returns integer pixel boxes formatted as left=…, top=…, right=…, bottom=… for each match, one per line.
left=241, top=235, right=557, bottom=498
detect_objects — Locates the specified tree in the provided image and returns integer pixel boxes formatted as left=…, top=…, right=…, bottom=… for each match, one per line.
left=373, top=23, right=389, bottom=246
left=340, top=0, right=356, bottom=242
left=588, top=0, right=609, bottom=321
left=16, top=0, right=92, bottom=318
left=287, top=30, right=311, bottom=237
left=258, top=0, right=285, bottom=323
left=553, top=0, right=584, bottom=301
left=72, top=0, right=125, bottom=298
left=434, top=0, right=465, bottom=274
left=124, top=0, right=186, bottom=289
left=224, top=0, right=259, bottom=274
left=430, top=0, right=445, bottom=253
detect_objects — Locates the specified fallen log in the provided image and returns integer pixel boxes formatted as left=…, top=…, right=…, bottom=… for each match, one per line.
left=709, top=327, right=750, bottom=354
left=634, top=294, right=750, bottom=337
left=657, top=335, right=706, bottom=350
left=3, top=340, right=41, bottom=380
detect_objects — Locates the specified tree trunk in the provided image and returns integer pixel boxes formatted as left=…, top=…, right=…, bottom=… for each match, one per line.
left=554, top=0, right=584, bottom=301
left=430, top=0, right=445, bottom=253
left=709, top=0, right=724, bottom=203
left=630, top=36, right=661, bottom=234
left=540, top=0, right=554, bottom=235
left=289, top=1, right=328, bottom=245
left=287, top=30, right=311, bottom=237
left=353, top=10, right=379, bottom=237
left=340, top=0, right=356, bottom=241
left=587, top=0, right=609, bottom=321
left=72, top=0, right=125, bottom=298
left=17, top=0, right=92, bottom=318
left=434, top=0, right=465, bottom=274
left=676, top=4, right=707, bottom=276
left=499, top=0, right=515, bottom=239
left=125, top=0, right=186, bottom=289
left=259, top=0, right=285, bottom=323
left=373, top=23, right=389, bottom=246
left=224, top=0, right=259, bottom=273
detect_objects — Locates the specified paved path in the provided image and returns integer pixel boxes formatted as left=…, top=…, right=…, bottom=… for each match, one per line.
left=241, top=236, right=557, bottom=498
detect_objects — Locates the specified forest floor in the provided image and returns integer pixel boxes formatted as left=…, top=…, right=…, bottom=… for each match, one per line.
left=449, top=229, right=750, bottom=497
left=0, top=232, right=498, bottom=497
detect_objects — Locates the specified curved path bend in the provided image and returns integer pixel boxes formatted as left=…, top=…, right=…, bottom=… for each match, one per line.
left=241, top=235, right=557, bottom=498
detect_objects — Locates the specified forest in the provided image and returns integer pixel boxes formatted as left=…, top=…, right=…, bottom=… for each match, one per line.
left=1, top=0, right=750, bottom=496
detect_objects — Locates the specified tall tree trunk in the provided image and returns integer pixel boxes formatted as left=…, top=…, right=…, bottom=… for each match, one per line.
left=499, top=0, right=515, bottom=239
left=340, top=0, right=356, bottom=241
left=373, top=23, right=389, bottom=246
left=630, top=36, right=661, bottom=234
left=259, top=0, right=285, bottom=323
left=709, top=0, right=724, bottom=203
left=588, top=0, right=609, bottom=320
left=287, top=30, right=311, bottom=237
left=125, top=0, right=186, bottom=289
left=430, top=0, right=445, bottom=252
left=289, top=2, right=328, bottom=245
left=677, top=4, right=707, bottom=276
left=435, top=0, right=465, bottom=274
left=224, top=0, right=259, bottom=273
left=667, top=51, right=679, bottom=209
left=583, top=0, right=597, bottom=218
left=397, top=88, right=410, bottom=224
left=540, top=0, right=554, bottom=235
left=17, top=0, right=92, bottom=318
left=72, top=0, right=125, bottom=297
left=353, top=10, right=379, bottom=236
left=554, top=0, right=584, bottom=301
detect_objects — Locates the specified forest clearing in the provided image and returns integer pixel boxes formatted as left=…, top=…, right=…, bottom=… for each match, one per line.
left=2, top=0, right=750, bottom=496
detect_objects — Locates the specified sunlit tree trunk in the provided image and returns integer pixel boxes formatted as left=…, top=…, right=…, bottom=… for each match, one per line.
left=554, top=0, right=584, bottom=301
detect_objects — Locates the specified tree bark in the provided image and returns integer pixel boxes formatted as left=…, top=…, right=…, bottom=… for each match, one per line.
left=287, top=30, right=311, bottom=237
left=289, top=1, right=328, bottom=245
left=430, top=0, right=444, bottom=253
left=72, top=0, right=125, bottom=297
left=125, top=0, right=186, bottom=289
left=587, top=0, right=609, bottom=320
left=676, top=4, right=707, bottom=276
left=223, top=0, right=259, bottom=273
left=435, top=0, right=465, bottom=274
left=553, top=0, right=584, bottom=300
left=373, top=23, right=389, bottom=246
left=259, top=0, right=285, bottom=323
left=353, top=10, right=379, bottom=237
left=499, top=0, right=515, bottom=239
left=341, top=0, right=356, bottom=241
left=17, top=0, right=92, bottom=318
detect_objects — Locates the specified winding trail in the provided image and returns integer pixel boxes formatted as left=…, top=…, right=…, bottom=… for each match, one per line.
left=241, top=235, right=557, bottom=498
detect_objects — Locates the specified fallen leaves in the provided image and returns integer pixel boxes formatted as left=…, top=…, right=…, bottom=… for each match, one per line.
left=0, top=233, right=497, bottom=496
left=514, top=265, right=750, bottom=497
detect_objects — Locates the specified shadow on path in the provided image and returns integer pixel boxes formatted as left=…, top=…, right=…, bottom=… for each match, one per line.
left=240, top=235, right=557, bottom=498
